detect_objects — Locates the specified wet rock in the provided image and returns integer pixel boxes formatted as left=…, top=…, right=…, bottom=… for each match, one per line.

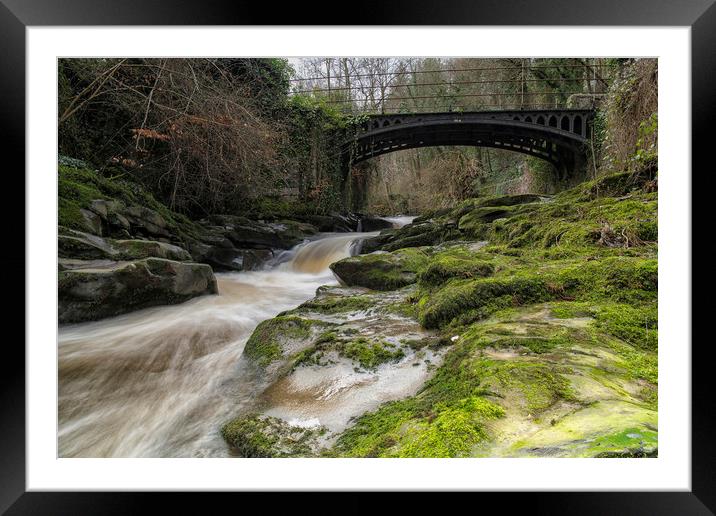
left=113, top=239, right=192, bottom=261
left=192, top=243, right=272, bottom=271
left=226, top=284, right=443, bottom=452
left=358, top=215, right=394, bottom=232
left=58, top=258, right=218, bottom=324
left=360, top=221, right=459, bottom=253
left=58, top=229, right=193, bottom=262
left=88, top=199, right=121, bottom=219
left=330, top=302, right=658, bottom=458
left=107, top=211, right=131, bottom=233
left=124, top=205, right=168, bottom=229
left=221, top=414, right=326, bottom=457
left=243, top=316, right=326, bottom=369
left=203, top=215, right=317, bottom=250
left=58, top=258, right=118, bottom=271
left=290, top=214, right=356, bottom=232
left=58, top=232, right=118, bottom=260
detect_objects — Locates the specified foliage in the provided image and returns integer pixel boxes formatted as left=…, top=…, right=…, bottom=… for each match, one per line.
left=600, top=59, right=658, bottom=174
left=58, top=58, right=357, bottom=218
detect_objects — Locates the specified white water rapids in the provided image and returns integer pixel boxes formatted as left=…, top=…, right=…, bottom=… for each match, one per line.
left=58, top=217, right=414, bottom=457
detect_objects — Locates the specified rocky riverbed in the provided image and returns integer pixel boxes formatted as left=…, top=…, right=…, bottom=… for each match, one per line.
left=221, top=170, right=658, bottom=458
left=58, top=164, right=384, bottom=323
left=58, top=164, right=658, bottom=458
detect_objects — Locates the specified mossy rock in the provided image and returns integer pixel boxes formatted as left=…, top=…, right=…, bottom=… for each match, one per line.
left=113, top=239, right=192, bottom=261
left=331, top=303, right=657, bottom=458
left=58, top=229, right=193, bottom=262
left=360, top=221, right=460, bottom=254
left=221, top=414, right=326, bottom=457
left=342, top=338, right=405, bottom=369
left=417, top=256, right=656, bottom=329
left=243, top=316, right=320, bottom=367
left=330, top=248, right=431, bottom=291
left=418, top=251, right=495, bottom=287
left=58, top=258, right=217, bottom=323
left=58, top=164, right=204, bottom=243
left=298, top=294, right=374, bottom=314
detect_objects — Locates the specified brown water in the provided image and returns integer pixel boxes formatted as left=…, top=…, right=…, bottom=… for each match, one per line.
left=57, top=229, right=407, bottom=457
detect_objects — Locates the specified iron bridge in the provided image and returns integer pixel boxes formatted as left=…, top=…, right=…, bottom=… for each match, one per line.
left=342, top=109, right=595, bottom=177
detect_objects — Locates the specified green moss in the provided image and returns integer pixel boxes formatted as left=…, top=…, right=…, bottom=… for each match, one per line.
left=330, top=247, right=431, bottom=291
left=549, top=301, right=593, bottom=319
left=243, top=316, right=316, bottom=367
left=333, top=331, right=505, bottom=457
left=395, top=397, right=504, bottom=457
left=298, top=295, right=373, bottom=314
left=58, top=164, right=202, bottom=239
left=343, top=338, right=405, bottom=369
left=418, top=275, right=551, bottom=329
left=490, top=361, right=576, bottom=413
left=607, top=337, right=658, bottom=385
left=492, top=335, right=567, bottom=354
left=417, top=256, right=657, bottom=329
left=221, top=414, right=325, bottom=457
left=58, top=168, right=105, bottom=230
left=594, top=303, right=657, bottom=351
left=317, top=171, right=659, bottom=458
left=550, top=300, right=657, bottom=352
left=588, top=427, right=658, bottom=457
left=418, top=253, right=495, bottom=287
left=290, top=331, right=338, bottom=368
left=330, top=298, right=658, bottom=458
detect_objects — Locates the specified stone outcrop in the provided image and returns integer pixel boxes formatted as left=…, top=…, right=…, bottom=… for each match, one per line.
left=330, top=248, right=430, bottom=291
left=357, top=215, right=394, bottom=232
left=58, top=228, right=192, bottom=262
left=191, top=215, right=318, bottom=271
left=58, top=258, right=218, bottom=324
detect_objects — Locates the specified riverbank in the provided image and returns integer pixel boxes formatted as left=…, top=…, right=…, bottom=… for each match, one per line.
left=58, top=163, right=397, bottom=323
left=221, top=169, right=658, bottom=458
left=57, top=162, right=657, bottom=458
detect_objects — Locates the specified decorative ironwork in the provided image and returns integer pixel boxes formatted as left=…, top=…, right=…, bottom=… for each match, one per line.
left=342, top=109, right=595, bottom=178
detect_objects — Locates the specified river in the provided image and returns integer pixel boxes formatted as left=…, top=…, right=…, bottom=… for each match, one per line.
left=58, top=216, right=414, bottom=457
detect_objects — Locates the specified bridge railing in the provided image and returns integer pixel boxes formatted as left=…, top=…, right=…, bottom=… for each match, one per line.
left=353, top=109, right=595, bottom=140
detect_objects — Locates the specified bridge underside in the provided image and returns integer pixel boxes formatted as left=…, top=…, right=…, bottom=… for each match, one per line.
left=343, top=120, right=589, bottom=180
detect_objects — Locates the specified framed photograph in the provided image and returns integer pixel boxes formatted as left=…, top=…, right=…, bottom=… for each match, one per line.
left=3, top=0, right=711, bottom=512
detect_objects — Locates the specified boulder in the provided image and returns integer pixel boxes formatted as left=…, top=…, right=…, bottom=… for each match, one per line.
left=58, top=231, right=118, bottom=260
left=79, top=208, right=103, bottom=236
left=202, top=215, right=317, bottom=250
left=193, top=243, right=272, bottom=271
left=123, top=205, right=171, bottom=238
left=124, top=205, right=168, bottom=229
left=58, top=229, right=193, bottom=262
left=330, top=248, right=430, bottom=291
left=358, top=216, right=394, bottom=232
left=113, top=240, right=192, bottom=261
left=88, top=199, right=122, bottom=219
left=360, top=221, right=458, bottom=253
left=58, top=258, right=218, bottom=323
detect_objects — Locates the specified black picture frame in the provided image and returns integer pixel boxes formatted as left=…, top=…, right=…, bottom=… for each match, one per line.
left=1, top=0, right=711, bottom=513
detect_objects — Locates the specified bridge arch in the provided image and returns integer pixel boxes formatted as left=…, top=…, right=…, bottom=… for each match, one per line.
left=341, top=109, right=593, bottom=179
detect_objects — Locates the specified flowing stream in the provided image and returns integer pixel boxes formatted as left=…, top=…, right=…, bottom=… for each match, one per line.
left=58, top=217, right=414, bottom=457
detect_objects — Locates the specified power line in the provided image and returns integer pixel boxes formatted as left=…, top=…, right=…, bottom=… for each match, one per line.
left=323, top=91, right=591, bottom=104
left=292, top=77, right=605, bottom=94
left=327, top=104, right=594, bottom=115
left=290, top=63, right=617, bottom=82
